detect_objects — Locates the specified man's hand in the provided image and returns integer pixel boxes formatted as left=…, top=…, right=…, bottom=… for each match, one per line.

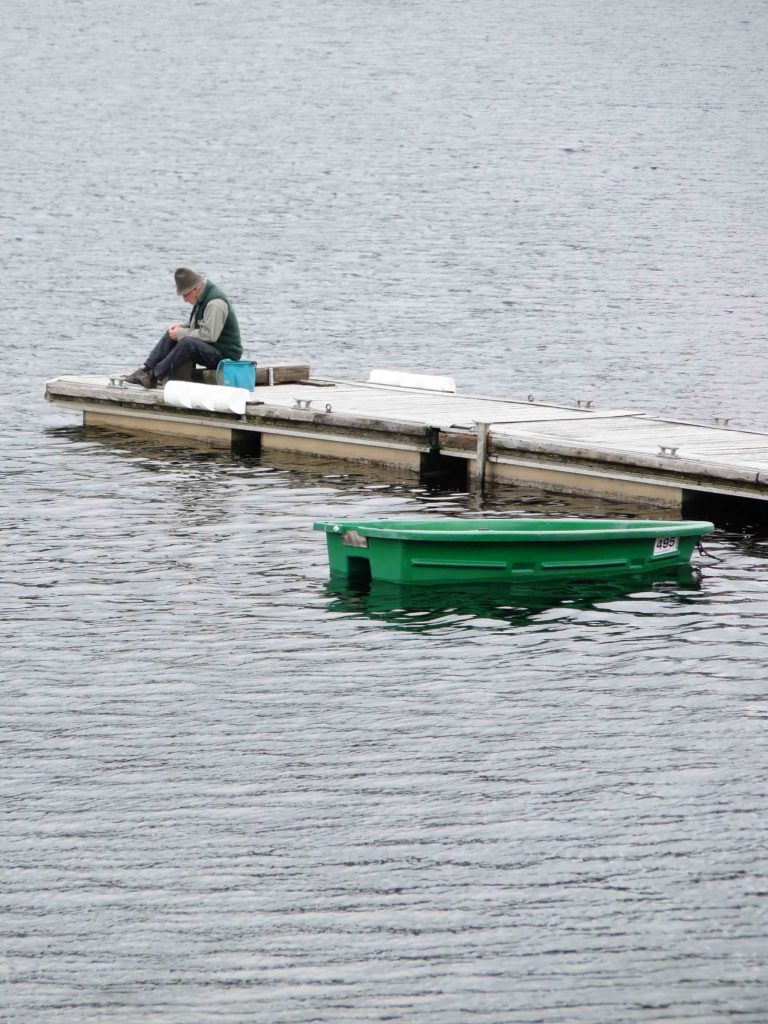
left=168, top=324, right=179, bottom=341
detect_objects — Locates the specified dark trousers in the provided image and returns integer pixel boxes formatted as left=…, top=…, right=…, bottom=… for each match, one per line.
left=145, top=332, right=223, bottom=380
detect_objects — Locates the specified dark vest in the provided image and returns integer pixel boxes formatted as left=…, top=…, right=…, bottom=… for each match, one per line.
left=191, top=281, right=242, bottom=360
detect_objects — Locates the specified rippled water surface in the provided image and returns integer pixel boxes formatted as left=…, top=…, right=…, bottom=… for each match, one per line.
left=3, top=1, right=768, bottom=1021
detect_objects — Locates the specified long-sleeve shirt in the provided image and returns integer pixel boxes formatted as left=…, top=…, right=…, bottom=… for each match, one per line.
left=180, top=295, right=228, bottom=344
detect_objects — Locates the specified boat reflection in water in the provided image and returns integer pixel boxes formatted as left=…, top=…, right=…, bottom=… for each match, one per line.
left=323, top=565, right=703, bottom=632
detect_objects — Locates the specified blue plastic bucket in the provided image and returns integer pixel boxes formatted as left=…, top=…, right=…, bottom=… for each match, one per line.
left=216, top=360, right=256, bottom=390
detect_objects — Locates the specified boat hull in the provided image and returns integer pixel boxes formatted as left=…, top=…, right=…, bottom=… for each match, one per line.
left=313, top=518, right=714, bottom=585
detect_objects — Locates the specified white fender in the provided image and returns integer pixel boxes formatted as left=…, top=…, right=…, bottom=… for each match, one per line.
left=163, top=380, right=249, bottom=415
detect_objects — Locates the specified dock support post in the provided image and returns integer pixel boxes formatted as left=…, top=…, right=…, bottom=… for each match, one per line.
left=419, top=427, right=470, bottom=488
left=474, top=421, right=489, bottom=494
left=231, top=429, right=262, bottom=457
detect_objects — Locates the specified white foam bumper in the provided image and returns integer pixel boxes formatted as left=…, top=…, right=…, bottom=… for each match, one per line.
left=162, top=380, right=250, bottom=415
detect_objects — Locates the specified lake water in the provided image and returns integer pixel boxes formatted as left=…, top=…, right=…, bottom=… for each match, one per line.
left=2, top=1, right=767, bottom=1021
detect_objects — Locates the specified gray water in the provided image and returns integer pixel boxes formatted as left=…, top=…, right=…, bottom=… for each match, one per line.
left=2, top=1, right=767, bottom=1021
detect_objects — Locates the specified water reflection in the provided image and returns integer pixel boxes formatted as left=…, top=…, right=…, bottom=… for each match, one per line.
left=325, top=565, right=703, bottom=631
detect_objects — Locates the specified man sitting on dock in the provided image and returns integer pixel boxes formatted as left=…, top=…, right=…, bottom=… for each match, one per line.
left=125, top=268, right=242, bottom=388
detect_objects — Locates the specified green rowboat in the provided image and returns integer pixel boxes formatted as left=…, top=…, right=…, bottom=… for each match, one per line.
left=313, top=518, right=714, bottom=585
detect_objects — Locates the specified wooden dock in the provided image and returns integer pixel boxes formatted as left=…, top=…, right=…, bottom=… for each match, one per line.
left=45, top=370, right=768, bottom=516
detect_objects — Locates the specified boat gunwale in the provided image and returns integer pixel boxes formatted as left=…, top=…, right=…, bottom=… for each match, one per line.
left=313, top=518, right=714, bottom=543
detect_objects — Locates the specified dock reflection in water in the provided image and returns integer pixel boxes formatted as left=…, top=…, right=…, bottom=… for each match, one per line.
left=324, top=565, right=702, bottom=631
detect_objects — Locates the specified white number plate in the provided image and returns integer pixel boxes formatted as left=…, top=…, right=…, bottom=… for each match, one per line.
left=652, top=536, right=679, bottom=557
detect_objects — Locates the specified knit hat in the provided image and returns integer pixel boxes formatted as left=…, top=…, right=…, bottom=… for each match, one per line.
left=175, top=267, right=204, bottom=295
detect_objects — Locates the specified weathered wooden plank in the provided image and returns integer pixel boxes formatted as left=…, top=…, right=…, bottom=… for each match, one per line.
left=200, top=364, right=310, bottom=386
left=497, top=416, right=768, bottom=472
left=489, top=431, right=768, bottom=484
left=249, top=404, right=433, bottom=445
left=48, top=376, right=162, bottom=406
left=252, top=381, right=632, bottom=429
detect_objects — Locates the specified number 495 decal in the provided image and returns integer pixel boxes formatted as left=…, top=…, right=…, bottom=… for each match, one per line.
left=653, top=536, right=679, bottom=556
